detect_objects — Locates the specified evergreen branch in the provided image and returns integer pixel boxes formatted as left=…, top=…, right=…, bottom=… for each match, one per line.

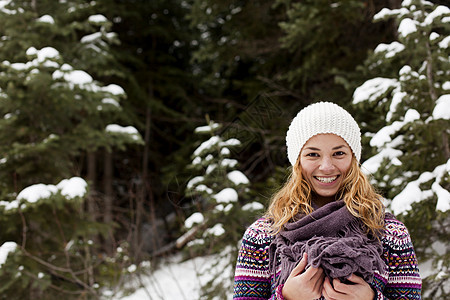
left=20, top=247, right=98, bottom=296
left=18, top=206, right=27, bottom=249
left=51, top=206, right=97, bottom=292
left=22, top=269, right=87, bottom=296
left=20, top=247, right=75, bottom=273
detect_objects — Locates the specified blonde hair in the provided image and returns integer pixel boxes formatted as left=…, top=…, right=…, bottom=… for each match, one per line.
left=265, top=156, right=385, bottom=237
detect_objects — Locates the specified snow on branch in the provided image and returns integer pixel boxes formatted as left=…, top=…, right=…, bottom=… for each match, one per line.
left=391, top=159, right=450, bottom=215
left=0, top=177, right=87, bottom=212
left=36, top=15, right=54, bottom=24
left=105, top=124, right=142, bottom=142
left=352, top=78, right=399, bottom=104
left=0, top=242, right=17, bottom=268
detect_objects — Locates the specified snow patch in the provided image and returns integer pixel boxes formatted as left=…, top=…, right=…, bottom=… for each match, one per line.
left=113, top=254, right=232, bottom=300
left=194, top=122, right=220, bottom=133
left=221, top=158, right=238, bottom=168
left=387, top=91, right=406, bottom=122
left=433, top=94, right=450, bottom=120
left=398, top=18, right=417, bottom=37
left=221, top=147, right=230, bottom=155
left=0, top=0, right=16, bottom=15
left=423, top=5, right=450, bottom=26
left=390, top=160, right=450, bottom=215
left=194, top=184, right=213, bottom=194
left=53, top=69, right=93, bottom=85
left=429, top=32, right=440, bottom=41
left=17, top=183, right=58, bottom=203
left=194, top=136, right=220, bottom=156
left=370, top=109, right=420, bottom=148
left=0, top=177, right=87, bottom=212
left=438, top=36, right=450, bottom=49
left=102, top=98, right=120, bottom=107
left=362, top=147, right=403, bottom=175
left=227, top=170, right=249, bottom=185
left=88, top=14, right=108, bottom=23
left=57, top=177, right=87, bottom=198
left=242, top=201, right=264, bottom=211
left=352, top=78, right=398, bottom=104
left=374, top=41, right=405, bottom=58
left=81, top=32, right=102, bottom=44
left=9, top=47, right=60, bottom=71
left=214, top=203, right=233, bottom=213
left=105, top=124, right=140, bottom=141
left=37, top=14, right=55, bottom=24
left=192, top=156, right=202, bottom=165
left=184, top=212, right=204, bottom=228
left=214, top=188, right=238, bottom=203
left=373, top=7, right=409, bottom=21
left=220, top=138, right=241, bottom=147
left=103, top=84, right=125, bottom=96
left=0, top=242, right=17, bottom=268
left=187, top=176, right=204, bottom=189
left=205, top=223, right=225, bottom=236
left=205, top=164, right=216, bottom=174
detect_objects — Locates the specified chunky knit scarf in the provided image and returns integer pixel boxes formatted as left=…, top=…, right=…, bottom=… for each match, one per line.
left=269, top=200, right=386, bottom=287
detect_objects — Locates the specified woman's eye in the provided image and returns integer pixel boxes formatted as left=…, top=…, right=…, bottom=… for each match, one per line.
left=334, top=151, right=346, bottom=156
left=306, top=153, right=319, bottom=157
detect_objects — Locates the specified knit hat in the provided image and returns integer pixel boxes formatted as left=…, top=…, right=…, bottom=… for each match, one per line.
left=286, top=102, right=361, bottom=165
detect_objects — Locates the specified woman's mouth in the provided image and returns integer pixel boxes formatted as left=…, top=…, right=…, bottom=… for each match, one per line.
left=314, top=176, right=338, bottom=183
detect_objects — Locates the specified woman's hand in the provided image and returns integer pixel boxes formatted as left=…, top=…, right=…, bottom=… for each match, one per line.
left=282, top=253, right=325, bottom=300
left=322, top=274, right=375, bottom=300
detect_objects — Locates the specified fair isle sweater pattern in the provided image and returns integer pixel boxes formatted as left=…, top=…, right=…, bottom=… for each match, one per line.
left=233, top=214, right=422, bottom=300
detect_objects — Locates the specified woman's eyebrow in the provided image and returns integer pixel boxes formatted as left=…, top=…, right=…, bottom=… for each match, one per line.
left=304, top=147, right=321, bottom=151
left=332, top=145, right=348, bottom=150
left=304, top=145, right=348, bottom=151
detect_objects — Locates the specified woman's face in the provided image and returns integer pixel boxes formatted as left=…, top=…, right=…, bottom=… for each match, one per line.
left=299, top=133, right=353, bottom=205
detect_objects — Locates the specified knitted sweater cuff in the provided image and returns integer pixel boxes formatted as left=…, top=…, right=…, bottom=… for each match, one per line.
left=276, top=284, right=285, bottom=300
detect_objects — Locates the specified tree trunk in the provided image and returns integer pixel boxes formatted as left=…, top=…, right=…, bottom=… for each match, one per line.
left=103, top=150, right=114, bottom=253
left=86, top=152, right=97, bottom=221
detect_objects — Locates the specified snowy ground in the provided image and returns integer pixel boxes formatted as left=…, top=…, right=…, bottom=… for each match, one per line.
left=111, top=254, right=232, bottom=300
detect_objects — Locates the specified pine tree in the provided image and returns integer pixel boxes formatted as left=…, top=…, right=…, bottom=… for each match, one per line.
left=183, top=120, right=264, bottom=299
left=352, top=1, right=449, bottom=298
left=0, top=0, right=142, bottom=298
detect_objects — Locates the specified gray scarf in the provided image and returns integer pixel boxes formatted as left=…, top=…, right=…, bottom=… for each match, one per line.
left=269, top=200, right=386, bottom=287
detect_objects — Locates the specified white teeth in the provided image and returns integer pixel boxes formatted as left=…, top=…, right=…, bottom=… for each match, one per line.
left=316, top=176, right=337, bottom=183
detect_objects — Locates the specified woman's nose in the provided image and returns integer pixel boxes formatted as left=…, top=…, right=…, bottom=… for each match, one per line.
left=319, top=157, right=334, bottom=172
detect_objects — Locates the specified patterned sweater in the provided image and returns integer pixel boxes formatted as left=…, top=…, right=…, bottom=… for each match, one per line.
left=233, top=214, right=422, bottom=299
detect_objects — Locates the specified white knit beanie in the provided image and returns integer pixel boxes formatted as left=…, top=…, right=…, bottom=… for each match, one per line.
left=286, top=102, right=361, bottom=165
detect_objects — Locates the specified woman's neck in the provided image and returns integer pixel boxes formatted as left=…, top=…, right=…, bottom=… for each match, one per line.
left=312, top=194, right=336, bottom=208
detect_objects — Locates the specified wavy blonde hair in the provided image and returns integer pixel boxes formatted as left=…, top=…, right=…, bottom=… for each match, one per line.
left=265, top=156, right=385, bottom=237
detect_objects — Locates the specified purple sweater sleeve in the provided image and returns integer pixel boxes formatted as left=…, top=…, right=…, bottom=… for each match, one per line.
left=233, top=218, right=275, bottom=299
left=372, top=216, right=422, bottom=299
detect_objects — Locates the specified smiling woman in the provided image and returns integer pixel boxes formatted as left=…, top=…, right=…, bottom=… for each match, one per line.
left=300, top=134, right=353, bottom=207
left=233, top=102, right=422, bottom=300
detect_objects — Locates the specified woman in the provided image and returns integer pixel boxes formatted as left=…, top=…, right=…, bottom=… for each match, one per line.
left=233, top=102, right=421, bottom=300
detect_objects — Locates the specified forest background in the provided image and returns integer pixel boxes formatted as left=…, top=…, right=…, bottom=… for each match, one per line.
left=0, top=0, right=448, bottom=299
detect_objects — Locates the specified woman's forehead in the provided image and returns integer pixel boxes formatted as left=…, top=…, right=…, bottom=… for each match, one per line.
left=303, top=133, right=349, bottom=147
